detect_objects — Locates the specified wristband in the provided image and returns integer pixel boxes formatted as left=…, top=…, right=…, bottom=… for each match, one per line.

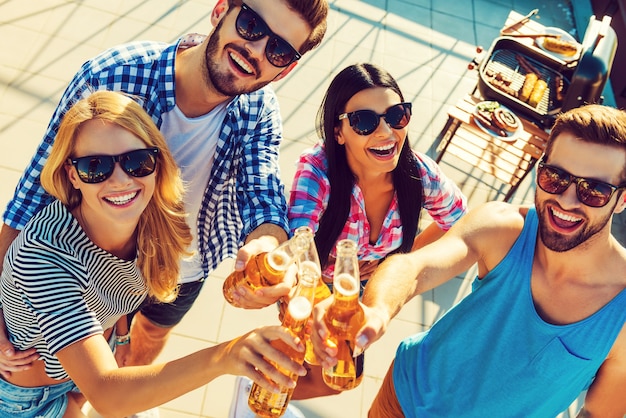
left=115, top=333, right=131, bottom=346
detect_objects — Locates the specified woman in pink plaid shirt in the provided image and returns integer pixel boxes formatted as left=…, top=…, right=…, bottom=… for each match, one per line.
left=287, top=63, right=468, bottom=399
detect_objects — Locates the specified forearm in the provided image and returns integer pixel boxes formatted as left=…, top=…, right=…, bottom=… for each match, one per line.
left=77, top=326, right=302, bottom=417
left=0, top=224, right=19, bottom=272
left=411, top=222, right=445, bottom=251
left=77, top=342, right=233, bottom=417
left=361, top=253, right=422, bottom=322
left=362, top=239, right=472, bottom=321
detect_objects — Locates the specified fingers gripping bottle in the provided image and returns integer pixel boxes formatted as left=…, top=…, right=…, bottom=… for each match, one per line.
left=223, top=229, right=308, bottom=305
left=247, top=234, right=318, bottom=417
left=322, top=239, right=365, bottom=391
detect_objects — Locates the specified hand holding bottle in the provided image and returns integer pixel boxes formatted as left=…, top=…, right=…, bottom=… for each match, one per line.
left=223, top=233, right=306, bottom=308
left=320, top=239, right=366, bottom=391
left=247, top=232, right=319, bottom=417
left=224, top=325, right=307, bottom=392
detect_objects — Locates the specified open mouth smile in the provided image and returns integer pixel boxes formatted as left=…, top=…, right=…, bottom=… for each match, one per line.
left=229, top=51, right=254, bottom=75
left=104, top=191, right=139, bottom=206
left=549, top=206, right=583, bottom=231
left=368, top=142, right=397, bottom=158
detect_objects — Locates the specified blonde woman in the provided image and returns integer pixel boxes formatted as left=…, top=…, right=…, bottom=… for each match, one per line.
left=0, top=91, right=305, bottom=418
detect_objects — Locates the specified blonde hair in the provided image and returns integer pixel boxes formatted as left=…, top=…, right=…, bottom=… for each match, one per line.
left=40, top=90, right=192, bottom=302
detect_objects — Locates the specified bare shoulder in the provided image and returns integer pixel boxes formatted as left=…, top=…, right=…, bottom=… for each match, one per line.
left=458, top=201, right=526, bottom=236
left=456, top=202, right=528, bottom=273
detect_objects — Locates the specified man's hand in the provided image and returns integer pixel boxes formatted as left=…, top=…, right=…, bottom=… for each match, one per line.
left=0, top=311, right=39, bottom=379
left=229, top=260, right=297, bottom=309
left=228, top=224, right=293, bottom=309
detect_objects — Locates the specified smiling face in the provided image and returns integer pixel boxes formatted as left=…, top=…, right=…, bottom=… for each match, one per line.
left=67, top=120, right=156, bottom=231
left=535, top=133, right=626, bottom=252
left=203, top=0, right=311, bottom=97
left=336, top=87, right=408, bottom=179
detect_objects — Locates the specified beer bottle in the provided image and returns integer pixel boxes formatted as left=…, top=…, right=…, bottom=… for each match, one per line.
left=247, top=234, right=318, bottom=417
left=321, top=239, right=365, bottom=391
left=287, top=229, right=330, bottom=365
left=303, top=263, right=331, bottom=365
left=222, top=228, right=309, bottom=305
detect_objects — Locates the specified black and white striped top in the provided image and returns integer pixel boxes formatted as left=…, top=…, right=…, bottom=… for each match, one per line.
left=1, top=200, right=147, bottom=380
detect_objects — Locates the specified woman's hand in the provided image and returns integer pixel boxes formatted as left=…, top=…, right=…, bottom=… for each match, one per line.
left=226, top=325, right=307, bottom=391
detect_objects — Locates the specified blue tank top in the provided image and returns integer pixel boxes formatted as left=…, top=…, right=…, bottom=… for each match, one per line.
left=393, top=207, right=626, bottom=417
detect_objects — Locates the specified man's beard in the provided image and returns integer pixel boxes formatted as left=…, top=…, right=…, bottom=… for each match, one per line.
left=536, top=195, right=616, bottom=252
left=202, top=19, right=273, bottom=97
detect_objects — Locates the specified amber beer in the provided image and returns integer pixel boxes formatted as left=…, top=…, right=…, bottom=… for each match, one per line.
left=248, top=295, right=311, bottom=417
left=283, top=229, right=329, bottom=366
left=303, top=279, right=331, bottom=365
left=322, top=240, right=365, bottom=391
left=223, top=231, right=307, bottom=305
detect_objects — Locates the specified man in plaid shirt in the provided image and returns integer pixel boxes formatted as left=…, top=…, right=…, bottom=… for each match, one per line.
left=0, top=0, right=328, bottom=372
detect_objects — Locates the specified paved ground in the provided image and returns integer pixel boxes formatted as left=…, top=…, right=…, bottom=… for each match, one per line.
left=0, top=0, right=607, bottom=417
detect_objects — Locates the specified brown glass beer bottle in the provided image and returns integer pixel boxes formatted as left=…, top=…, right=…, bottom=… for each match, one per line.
left=321, top=239, right=365, bottom=391
left=222, top=228, right=308, bottom=305
left=247, top=231, right=318, bottom=417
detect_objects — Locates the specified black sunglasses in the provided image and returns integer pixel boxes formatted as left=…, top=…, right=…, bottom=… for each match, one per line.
left=537, top=161, right=625, bottom=208
left=338, top=103, right=412, bottom=136
left=69, top=148, right=159, bottom=184
left=235, top=3, right=301, bottom=68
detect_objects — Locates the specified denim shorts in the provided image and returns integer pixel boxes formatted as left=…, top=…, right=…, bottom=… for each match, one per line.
left=0, top=378, right=77, bottom=418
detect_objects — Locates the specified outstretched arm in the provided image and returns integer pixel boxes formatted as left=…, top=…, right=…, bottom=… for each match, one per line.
left=309, top=213, right=478, bottom=368
left=354, top=202, right=524, bottom=353
left=59, top=324, right=306, bottom=417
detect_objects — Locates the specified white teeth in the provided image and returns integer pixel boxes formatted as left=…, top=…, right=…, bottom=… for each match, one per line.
left=551, top=208, right=581, bottom=223
left=370, top=143, right=395, bottom=151
left=105, top=191, right=138, bottom=206
left=230, top=52, right=253, bottom=74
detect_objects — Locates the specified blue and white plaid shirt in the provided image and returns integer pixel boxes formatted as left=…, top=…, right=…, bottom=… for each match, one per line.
left=3, top=37, right=289, bottom=277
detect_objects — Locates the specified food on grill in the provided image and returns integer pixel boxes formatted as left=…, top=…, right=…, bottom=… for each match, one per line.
left=492, top=107, right=520, bottom=132
left=542, top=37, right=578, bottom=56
left=516, top=54, right=541, bottom=76
left=484, top=70, right=517, bottom=97
left=519, top=73, right=538, bottom=103
left=528, top=79, right=548, bottom=107
left=554, top=74, right=566, bottom=102
left=487, top=78, right=519, bottom=98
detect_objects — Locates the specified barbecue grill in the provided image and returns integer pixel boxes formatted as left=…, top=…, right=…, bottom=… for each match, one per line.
left=477, top=15, right=617, bottom=128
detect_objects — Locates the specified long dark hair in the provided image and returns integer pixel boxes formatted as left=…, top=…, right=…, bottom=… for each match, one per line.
left=315, top=63, right=423, bottom=268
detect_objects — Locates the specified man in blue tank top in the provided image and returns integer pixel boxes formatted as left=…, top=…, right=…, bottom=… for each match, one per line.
left=313, top=104, right=626, bottom=417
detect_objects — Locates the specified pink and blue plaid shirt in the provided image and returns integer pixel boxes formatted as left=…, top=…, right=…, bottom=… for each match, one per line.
left=288, top=143, right=467, bottom=279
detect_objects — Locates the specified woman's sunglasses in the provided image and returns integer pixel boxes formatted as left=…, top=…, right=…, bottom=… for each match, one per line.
left=537, top=161, right=624, bottom=208
left=338, top=102, right=412, bottom=136
left=235, top=3, right=301, bottom=68
left=69, top=148, right=159, bottom=184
